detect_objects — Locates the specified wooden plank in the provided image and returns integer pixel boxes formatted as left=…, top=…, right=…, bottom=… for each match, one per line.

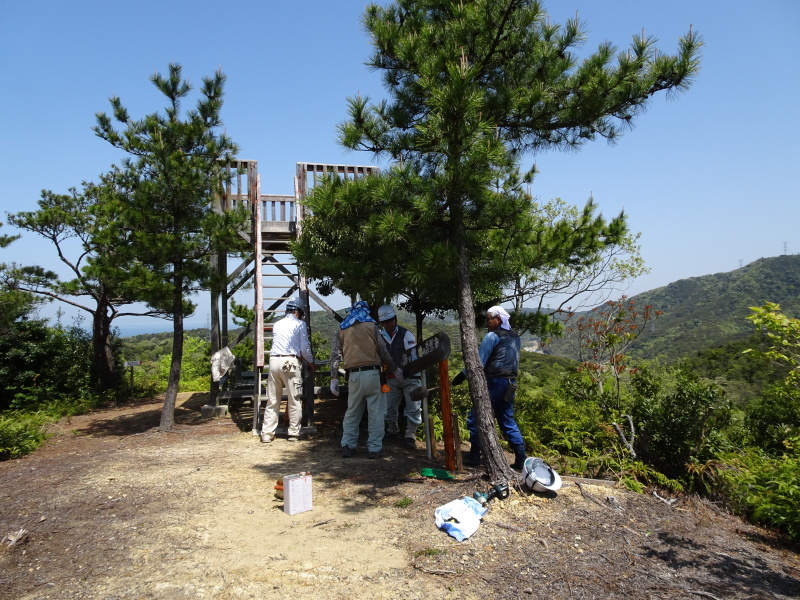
left=260, top=222, right=294, bottom=234
left=561, top=476, right=617, bottom=487
left=261, top=194, right=294, bottom=202
left=217, top=390, right=258, bottom=400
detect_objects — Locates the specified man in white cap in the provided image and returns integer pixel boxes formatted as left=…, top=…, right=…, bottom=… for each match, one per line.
left=377, top=304, right=423, bottom=449
left=452, top=305, right=527, bottom=469
left=261, top=297, right=316, bottom=443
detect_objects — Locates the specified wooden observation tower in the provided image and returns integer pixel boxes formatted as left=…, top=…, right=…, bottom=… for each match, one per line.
left=208, top=160, right=378, bottom=436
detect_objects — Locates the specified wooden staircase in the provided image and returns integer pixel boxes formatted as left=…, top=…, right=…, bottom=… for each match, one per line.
left=208, top=160, right=378, bottom=436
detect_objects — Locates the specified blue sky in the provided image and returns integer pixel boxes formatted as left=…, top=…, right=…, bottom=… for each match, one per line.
left=2, top=1, right=799, bottom=335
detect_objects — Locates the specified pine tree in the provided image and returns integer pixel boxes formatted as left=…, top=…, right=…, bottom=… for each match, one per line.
left=94, top=63, right=245, bottom=430
left=336, top=1, right=702, bottom=481
left=0, top=222, right=39, bottom=335
left=9, top=174, right=162, bottom=391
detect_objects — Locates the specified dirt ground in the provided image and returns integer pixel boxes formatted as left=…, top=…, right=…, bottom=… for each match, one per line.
left=1, top=393, right=798, bottom=600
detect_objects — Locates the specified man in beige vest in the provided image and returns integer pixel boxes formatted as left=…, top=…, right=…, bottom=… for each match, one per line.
left=330, top=301, right=403, bottom=459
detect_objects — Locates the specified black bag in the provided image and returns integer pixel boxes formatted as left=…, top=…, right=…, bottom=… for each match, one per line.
left=503, top=379, right=518, bottom=402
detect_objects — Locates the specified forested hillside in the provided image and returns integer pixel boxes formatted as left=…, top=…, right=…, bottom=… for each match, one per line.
left=496, top=255, right=800, bottom=364
left=604, top=255, right=800, bottom=362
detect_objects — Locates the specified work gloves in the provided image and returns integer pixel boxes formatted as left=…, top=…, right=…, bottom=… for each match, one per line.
left=393, top=368, right=405, bottom=385
left=451, top=371, right=467, bottom=386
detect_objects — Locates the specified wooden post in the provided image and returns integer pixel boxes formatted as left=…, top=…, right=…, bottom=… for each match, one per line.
left=451, top=412, right=463, bottom=472
left=421, top=371, right=431, bottom=459
left=252, top=168, right=264, bottom=436
left=427, top=415, right=437, bottom=458
left=439, top=359, right=456, bottom=472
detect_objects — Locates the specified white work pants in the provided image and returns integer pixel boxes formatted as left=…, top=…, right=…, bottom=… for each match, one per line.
left=263, top=356, right=303, bottom=438
left=385, top=376, right=423, bottom=438
left=341, top=370, right=385, bottom=452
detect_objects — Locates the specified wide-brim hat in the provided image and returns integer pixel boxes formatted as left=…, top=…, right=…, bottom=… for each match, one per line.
left=522, top=457, right=562, bottom=492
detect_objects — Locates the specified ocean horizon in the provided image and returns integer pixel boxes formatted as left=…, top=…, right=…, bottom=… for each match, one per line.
left=114, top=322, right=212, bottom=338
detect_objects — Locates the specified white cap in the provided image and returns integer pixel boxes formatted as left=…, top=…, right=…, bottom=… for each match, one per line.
left=286, top=297, right=303, bottom=313
left=377, top=304, right=396, bottom=322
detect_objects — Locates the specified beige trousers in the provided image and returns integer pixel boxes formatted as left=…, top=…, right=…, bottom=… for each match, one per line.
left=263, top=356, right=304, bottom=437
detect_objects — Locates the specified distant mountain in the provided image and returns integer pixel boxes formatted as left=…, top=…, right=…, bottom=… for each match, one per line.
left=121, top=256, right=800, bottom=365
left=622, top=255, right=800, bottom=361
left=309, top=307, right=462, bottom=352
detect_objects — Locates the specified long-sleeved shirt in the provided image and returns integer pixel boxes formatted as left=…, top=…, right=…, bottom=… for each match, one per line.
left=478, top=328, right=521, bottom=379
left=270, top=314, right=314, bottom=363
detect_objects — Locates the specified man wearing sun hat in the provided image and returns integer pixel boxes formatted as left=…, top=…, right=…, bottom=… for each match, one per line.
left=452, top=305, right=527, bottom=469
left=330, top=300, right=404, bottom=459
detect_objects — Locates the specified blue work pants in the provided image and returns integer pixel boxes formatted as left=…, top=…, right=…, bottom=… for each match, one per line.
left=466, top=377, right=524, bottom=453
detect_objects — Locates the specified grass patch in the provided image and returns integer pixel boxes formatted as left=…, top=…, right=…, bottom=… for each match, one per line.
left=414, top=547, right=445, bottom=558
left=394, top=496, right=414, bottom=508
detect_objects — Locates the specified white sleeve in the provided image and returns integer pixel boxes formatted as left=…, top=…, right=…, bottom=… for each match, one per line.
left=403, top=329, right=417, bottom=350
left=299, top=322, right=314, bottom=363
left=404, top=330, right=418, bottom=361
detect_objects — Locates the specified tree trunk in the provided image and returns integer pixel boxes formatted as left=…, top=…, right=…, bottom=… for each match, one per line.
left=160, top=271, right=184, bottom=432
left=91, top=303, right=117, bottom=393
left=455, top=240, right=516, bottom=483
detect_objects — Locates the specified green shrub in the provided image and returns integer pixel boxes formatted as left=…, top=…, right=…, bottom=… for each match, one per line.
left=157, top=336, right=210, bottom=382
left=0, top=320, right=96, bottom=412
left=142, top=336, right=213, bottom=392
left=629, top=368, right=732, bottom=479
left=179, top=375, right=211, bottom=392
left=745, top=386, right=800, bottom=454
left=716, top=438, right=800, bottom=542
left=0, top=411, right=51, bottom=460
left=124, top=335, right=225, bottom=395
left=129, top=361, right=166, bottom=396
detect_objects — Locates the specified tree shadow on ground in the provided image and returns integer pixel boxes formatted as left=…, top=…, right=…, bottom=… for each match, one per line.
left=645, top=530, right=800, bottom=598
left=71, top=392, right=210, bottom=437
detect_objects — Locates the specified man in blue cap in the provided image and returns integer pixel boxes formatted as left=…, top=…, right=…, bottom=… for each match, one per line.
left=261, top=297, right=316, bottom=443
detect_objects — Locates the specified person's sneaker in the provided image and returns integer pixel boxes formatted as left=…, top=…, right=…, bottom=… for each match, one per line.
left=403, top=437, right=416, bottom=450
left=260, top=434, right=273, bottom=443
left=341, top=446, right=353, bottom=458
left=367, top=450, right=383, bottom=459
left=385, top=422, right=400, bottom=435
left=287, top=435, right=299, bottom=442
